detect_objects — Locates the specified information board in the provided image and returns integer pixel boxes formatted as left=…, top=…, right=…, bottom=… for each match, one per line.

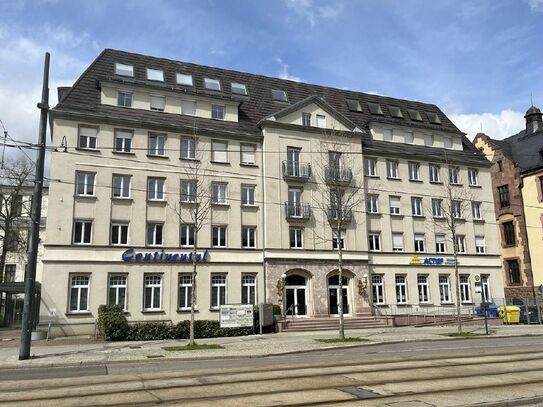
left=220, top=304, right=254, bottom=328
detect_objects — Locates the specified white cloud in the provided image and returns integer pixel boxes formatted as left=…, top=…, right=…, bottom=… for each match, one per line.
left=285, top=0, right=344, bottom=27
left=528, top=0, right=543, bottom=12
left=448, top=110, right=525, bottom=140
left=276, top=57, right=302, bottom=82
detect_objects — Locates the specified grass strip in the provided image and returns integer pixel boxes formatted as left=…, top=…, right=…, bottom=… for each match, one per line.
left=446, top=332, right=490, bottom=338
left=315, top=337, right=370, bottom=344
left=162, top=344, right=224, bottom=351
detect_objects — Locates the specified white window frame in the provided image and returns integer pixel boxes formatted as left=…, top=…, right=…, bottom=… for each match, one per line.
left=367, top=194, right=379, bottom=214
left=143, top=274, right=162, bottom=311
left=181, top=99, right=196, bottom=116
left=414, top=234, right=425, bottom=252
left=146, top=68, right=164, bottom=82
left=472, top=201, right=482, bottom=220
left=114, top=130, right=132, bottom=153
left=204, top=77, right=221, bottom=91
left=382, top=128, right=393, bottom=141
left=429, top=164, right=441, bottom=183
left=146, top=223, right=163, bottom=246
left=289, top=227, right=303, bottom=249
left=389, top=196, right=401, bottom=215
left=364, top=158, right=377, bottom=177
left=468, top=168, right=479, bottom=186
left=178, top=273, right=193, bottom=310
left=316, top=114, right=326, bottom=128
left=449, top=166, right=460, bottom=184
left=241, top=185, right=256, bottom=206
left=211, top=274, right=227, bottom=309
left=392, top=233, right=404, bottom=252
left=211, top=141, right=228, bottom=163
left=180, top=224, right=195, bottom=247
left=302, top=112, right=311, bottom=126
left=460, top=275, right=471, bottom=303
left=452, top=200, right=463, bottom=219
left=417, top=275, right=430, bottom=304
left=69, top=274, right=90, bottom=313
left=482, top=275, right=491, bottom=301
left=455, top=234, right=466, bottom=253
left=404, top=131, right=414, bottom=144
left=147, top=178, right=165, bottom=201
left=78, top=126, right=97, bottom=149
left=240, top=144, right=256, bottom=165
left=439, top=275, right=452, bottom=303
left=112, top=174, right=131, bottom=199
left=386, top=159, right=399, bottom=179
left=211, top=104, right=225, bottom=120
left=108, top=274, right=127, bottom=310
left=212, top=183, right=228, bottom=205
left=212, top=225, right=227, bottom=247
left=372, top=275, right=385, bottom=305
left=115, top=63, right=133, bottom=77
left=395, top=275, right=407, bottom=304
left=111, top=223, right=129, bottom=246
left=176, top=73, right=193, bottom=86
left=150, top=95, right=166, bottom=112
left=408, top=161, right=420, bottom=181
left=231, top=82, right=248, bottom=95
left=411, top=197, right=423, bottom=216
left=148, top=133, right=166, bottom=156
left=241, top=226, right=256, bottom=248
left=180, top=180, right=196, bottom=203
left=368, top=233, right=381, bottom=252
left=180, top=136, right=196, bottom=160
left=432, top=199, right=443, bottom=218
left=73, top=220, right=92, bottom=245
left=241, top=274, right=257, bottom=305
left=475, top=236, right=486, bottom=254
left=117, top=91, right=132, bottom=108
left=76, top=172, right=96, bottom=196
left=435, top=235, right=446, bottom=253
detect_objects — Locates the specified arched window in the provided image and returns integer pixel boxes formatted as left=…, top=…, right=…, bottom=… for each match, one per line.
left=286, top=274, right=306, bottom=285
left=328, top=275, right=348, bottom=286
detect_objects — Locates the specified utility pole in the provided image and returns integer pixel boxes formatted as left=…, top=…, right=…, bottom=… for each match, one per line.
left=19, top=52, right=49, bottom=360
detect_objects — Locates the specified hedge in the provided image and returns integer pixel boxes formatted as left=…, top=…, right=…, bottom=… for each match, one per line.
left=97, top=304, right=129, bottom=341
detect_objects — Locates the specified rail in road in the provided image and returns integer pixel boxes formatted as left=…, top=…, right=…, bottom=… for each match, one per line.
left=2, top=346, right=543, bottom=406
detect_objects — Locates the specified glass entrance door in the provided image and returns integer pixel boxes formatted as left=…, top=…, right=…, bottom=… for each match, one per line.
left=287, top=148, right=301, bottom=176
left=329, top=287, right=349, bottom=315
left=285, top=287, right=307, bottom=317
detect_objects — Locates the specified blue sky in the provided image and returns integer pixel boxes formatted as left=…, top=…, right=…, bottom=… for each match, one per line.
left=1, top=0, right=543, bottom=155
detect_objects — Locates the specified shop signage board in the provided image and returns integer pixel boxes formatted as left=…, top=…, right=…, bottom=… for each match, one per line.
left=409, top=256, right=456, bottom=266
left=121, top=248, right=209, bottom=263
left=220, top=304, right=254, bottom=328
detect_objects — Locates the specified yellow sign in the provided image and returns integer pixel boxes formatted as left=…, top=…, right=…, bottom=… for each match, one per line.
left=409, top=256, right=423, bottom=265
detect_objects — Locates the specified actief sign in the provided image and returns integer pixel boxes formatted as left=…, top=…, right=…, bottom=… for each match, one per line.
left=409, top=256, right=456, bottom=266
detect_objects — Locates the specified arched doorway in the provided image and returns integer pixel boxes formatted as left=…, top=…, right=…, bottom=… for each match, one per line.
left=285, top=274, right=307, bottom=317
left=328, top=274, right=350, bottom=316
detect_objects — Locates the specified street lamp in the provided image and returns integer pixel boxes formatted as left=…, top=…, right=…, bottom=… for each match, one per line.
left=358, top=273, right=369, bottom=295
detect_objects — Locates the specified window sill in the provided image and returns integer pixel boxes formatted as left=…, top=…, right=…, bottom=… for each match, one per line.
left=66, top=312, right=92, bottom=316
left=241, top=204, right=259, bottom=209
left=180, top=157, right=199, bottom=162
left=142, top=310, right=166, bottom=314
left=367, top=212, right=382, bottom=217
left=364, top=175, right=379, bottom=179
left=212, top=202, right=230, bottom=207
left=75, top=147, right=100, bottom=153
left=409, top=179, right=423, bottom=183
left=396, top=303, right=411, bottom=307
left=418, top=303, right=434, bottom=306
left=473, top=219, right=485, bottom=224
left=390, top=213, right=403, bottom=218
left=450, top=183, right=463, bottom=187
left=74, top=195, right=97, bottom=200
left=73, top=242, right=92, bottom=246
left=210, top=161, right=231, bottom=165
left=469, top=184, right=482, bottom=188
left=241, top=246, right=257, bottom=249
left=112, top=197, right=133, bottom=202
left=147, top=200, right=167, bottom=205
left=440, top=302, right=455, bottom=306
left=429, top=181, right=443, bottom=185
left=373, top=304, right=388, bottom=307
left=240, top=163, right=258, bottom=168
left=212, top=246, right=228, bottom=249
left=503, top=243, right=517, bottom=248
left=412, top=215, right=425, bottom=219
left=209, top=308, right=221, bottom=312
left=112, top=151, right=136, bottom=156
left=147, top=154, right=169, bottom=159
left=386, top=177, right=402, bottom=181
left=145, top=245, right=164, bottom=249
left=433, top=216, right=445, bottom=221
left=180, top=200, right=197, bottom=205
left=177, top=309, right=199, bottom=313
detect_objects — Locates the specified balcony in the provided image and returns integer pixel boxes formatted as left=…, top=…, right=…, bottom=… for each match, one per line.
left=282, top=161, right=312, bottom=181
left=325, top=166, right=352, bottom=184
left=285, top=202, right=312, bottom=221
left=327, top=207, right=353, bottom=224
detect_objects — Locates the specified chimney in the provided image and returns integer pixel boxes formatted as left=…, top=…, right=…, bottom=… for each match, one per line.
left=57, top=86, right=71, bottom=102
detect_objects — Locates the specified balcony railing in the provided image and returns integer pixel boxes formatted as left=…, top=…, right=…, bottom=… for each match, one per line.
left=327, top=207, right=353, bottom=223
left=282, top=161, right=312, bottom=180
left=285, top=202, right=312, bottom=220
left=325, top=166, right=352, bottom=184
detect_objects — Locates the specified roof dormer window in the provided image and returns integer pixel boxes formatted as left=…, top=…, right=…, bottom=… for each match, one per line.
left=407, top=109, right=423, bottom=122
left=367, top=102, right=383, bottom=115
left=204, top=77, right=221, bottom=91
left=346, top=99, right=362, bottom=112
left=388, top=106, right=403, bottom=118
left=231, top=82, right=248, bottom=95
left=115, top=63, right=134, bottom=77
left=176, top=73, right=193, bottom=86
left=147, top=68, right=164, bottom=82
left=426, top=112, right=442, bottom=124
left=272, top=89, right=288, bottom=102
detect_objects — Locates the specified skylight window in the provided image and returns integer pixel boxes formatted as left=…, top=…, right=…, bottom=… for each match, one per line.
left=176, top=73, right=193, bottom=86
left=272, top=89, right=288, bottom=102
left=115, top=63, right=134, bottom=77
left=407, top=109, right=423, bottom=122
left=231, top=82, right=248, bottom=95
left=346, top=99, right=362, bottom=112
left=426, top=112, right=442, bottom=124
left=388, top=106, right=403, bottom=118
left=204, top=77, right=221, bottom=91
left=147, top=68, right=164, bottom=82
left=367, top=102, right=383, bottom=115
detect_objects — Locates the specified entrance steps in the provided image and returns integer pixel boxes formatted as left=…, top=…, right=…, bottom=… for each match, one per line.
left=281, top=316, right=389, bottom=332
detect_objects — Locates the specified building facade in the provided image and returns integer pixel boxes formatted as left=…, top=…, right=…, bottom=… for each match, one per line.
left=41, top=49, right=503, bottom=335
left=474, top=106, right=543, bottom=303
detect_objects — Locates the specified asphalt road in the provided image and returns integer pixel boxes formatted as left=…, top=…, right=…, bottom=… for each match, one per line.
left=2, top=335, right=543, bottom=406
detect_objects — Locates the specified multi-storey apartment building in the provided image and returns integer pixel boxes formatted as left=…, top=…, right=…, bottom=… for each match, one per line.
left=40, top=49, right=503, bottom=334
left=474, top=105, right=543, bottom=303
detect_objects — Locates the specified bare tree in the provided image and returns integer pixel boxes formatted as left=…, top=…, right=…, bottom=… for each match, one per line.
left=313, top=134, right=364, bottom=339
left=0, top=158, right=34, bottom=283
left=168, top=135, right=212, bottom=345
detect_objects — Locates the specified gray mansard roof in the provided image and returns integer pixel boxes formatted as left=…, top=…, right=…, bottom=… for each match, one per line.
left=492, top=128, right=543, bottom=174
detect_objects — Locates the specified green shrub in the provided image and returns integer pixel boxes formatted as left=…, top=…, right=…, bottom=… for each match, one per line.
left=272, top=304, right=282, bottom=315
left=173, top=320, right=253, bottom=339
left=127, top=322, right=175, bottom=341
left=97, top=305, right=129, bottom=341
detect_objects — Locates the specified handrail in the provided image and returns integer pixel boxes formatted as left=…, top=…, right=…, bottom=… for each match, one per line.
left=285, top=304, right=295, bottom=321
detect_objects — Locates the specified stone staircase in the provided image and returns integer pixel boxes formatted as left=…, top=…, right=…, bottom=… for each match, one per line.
left=281, top=315, right=389, bottom=332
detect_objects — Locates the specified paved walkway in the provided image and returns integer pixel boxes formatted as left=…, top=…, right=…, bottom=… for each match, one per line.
left=1, top=324, right=542, bottom=368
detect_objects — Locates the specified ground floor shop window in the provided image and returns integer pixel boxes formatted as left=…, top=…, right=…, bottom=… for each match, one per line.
left=439, top=275, right=451, bottom=303
left=395, top=275, right=407, bottom=304
left=144, top=274, right=162, bottom=311
left=417, top=275, right=430, bottom=303
left=108, top=275, right=127, bottom=310
left=178, top=273, right=193, bottom=310
left=211, top=274, right=227, bottom=309
left=69, top=275, right=90, bottom=312
left=460, top=275, right=471, bottom=303
left=241, top=274, right=256, bottom=304
left=372, top=275, right=384, bottom=304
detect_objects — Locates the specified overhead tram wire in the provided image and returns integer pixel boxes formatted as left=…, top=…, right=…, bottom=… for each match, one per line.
left=0, top=119, right=38, bottom=166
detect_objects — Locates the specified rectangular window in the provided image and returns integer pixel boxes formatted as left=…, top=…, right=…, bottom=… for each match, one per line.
left=112, top=175, right=130, bottom=198
left=180, top=180, right=196, bottom=203
left=147, top=178, right=165, bottom=200
left=364, top=158, right=377, bottom=177
left=76, top=172, right=95, bottom=196
left=468, top=168, right=479, bottom=186
left=449, top=166, right=460, bottom=184
left=241, top=185, right=255, bottom=206
left=272, top=89, right=288, bottom=102
left=211, top=104, right=225, bottom=120
left=429, top=164, right=441, bottom=183
left=148, top=133, right=166, bottom=156
left=302, top=112, right=311, bottom=126
left=455, top=234, right=466, bottom=253
left=178, top=273, right=193, bottom=310
left=417, top=275, right=430, bottom=303
left=414, top=234, right=425, bottom=252
left=503, top=221, right=516, bottom=246
left=146, top=223, right=163, bottom=246
left=211, top=274, right=227, bottom=309
left=452, top=200, right=462, bottom=219
left=212, top=183, right=228, bottom=204
left=176, top=73, right=193, bottom=86
left=111, top=223, right=129, bottom=245
left=435, top=235, right=446, bottom=253
left=386, top=159, right=399, bottom=179
left=368, top=233, right=381, bottom=251
left=4, top=265, right=16, bottom=282
left=498, top=185, right=510, bottom=208
left=180, top=136, right=196, bottom=159
left=443, top=136, right=452, bottom=149
left=482, top=275, right=491, bottom=301
left=316, top=114, right=326, bottom=128
left=114, top=130, right=132, bottom=153
left=408, top=162, right=420, bottom=181
left=392, top=233, right=404, bottom=252
left=231, top=82, right=247, bottom=95
left=115, top=63, right=133, bottom=77
left=372, top=275, right=385, bottom=305
left=240, top=144, right=256, bottom=165
left=332, top=236, right=345, bottom=250
left=411, top=197, right=423, bottom=216
left=460, top=275, right=471, bottom=303
left=382, top=128, right=393, bottom=141
left=472, top=201, right=482, bottom=220
left=117, top=91, right=132, bottom=108
left=108, top=275, right=127, bottom=310
left=180, top=224, right=195, bottom=247
left=241, top=274, right=256, bottom=305
left=204, top=77, right=221, bottom=91
left=212, top=225, right=227, bottom=247
left=507, top=259, right=521, bottom=285
left=150, top=95, right=165, bottom=112
left=144, top=274, right=162, bottom=311
left=289, top=228, right=303, bottom=248
left=395, top=275, right=407, bottom=304
left=78, top=126, right=97, bottom=149
left=439, top=275, right=451, bottom=303
left=404, top=131, right=414, bottom=144
left=366, top=194, right=379, bottom=214
left=432, top=199, right=443, bottom=217
left=211, top=141, right=228, bottom=162
left=69, top=275, right=89, bottom=312
left=146, top=68, right=164, bottom=81
left=389, top=196, right=401, bottom=215
left=241, top=226, right=256, bottom=248
left=424, top=134, right=434, bottom=147
left=475, top=236, right=486, bottom=254
left=181, top=99, right=196, bottom=116
left=73, top=221, right=92, bottom=244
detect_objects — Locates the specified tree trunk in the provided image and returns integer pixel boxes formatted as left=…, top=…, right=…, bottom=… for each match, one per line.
left=452, top=230, right=462, bottom=333
left=337, top=224, right=345, bottom=340
left=189, top=235, right=198, bottom=346
left=0, top=245, right=8, bottom=284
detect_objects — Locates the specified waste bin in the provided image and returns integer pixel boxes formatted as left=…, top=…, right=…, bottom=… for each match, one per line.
left=497, top=306, right=520, bottom=324
left=476, top=303, right=499, bottom=318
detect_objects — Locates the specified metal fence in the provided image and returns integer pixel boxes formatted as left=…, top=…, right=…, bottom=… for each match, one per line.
left=507, top=297, right=543, bottom=324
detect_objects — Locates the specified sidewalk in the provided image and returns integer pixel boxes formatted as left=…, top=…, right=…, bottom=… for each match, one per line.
left=1, top=324, right=542, bottom=368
